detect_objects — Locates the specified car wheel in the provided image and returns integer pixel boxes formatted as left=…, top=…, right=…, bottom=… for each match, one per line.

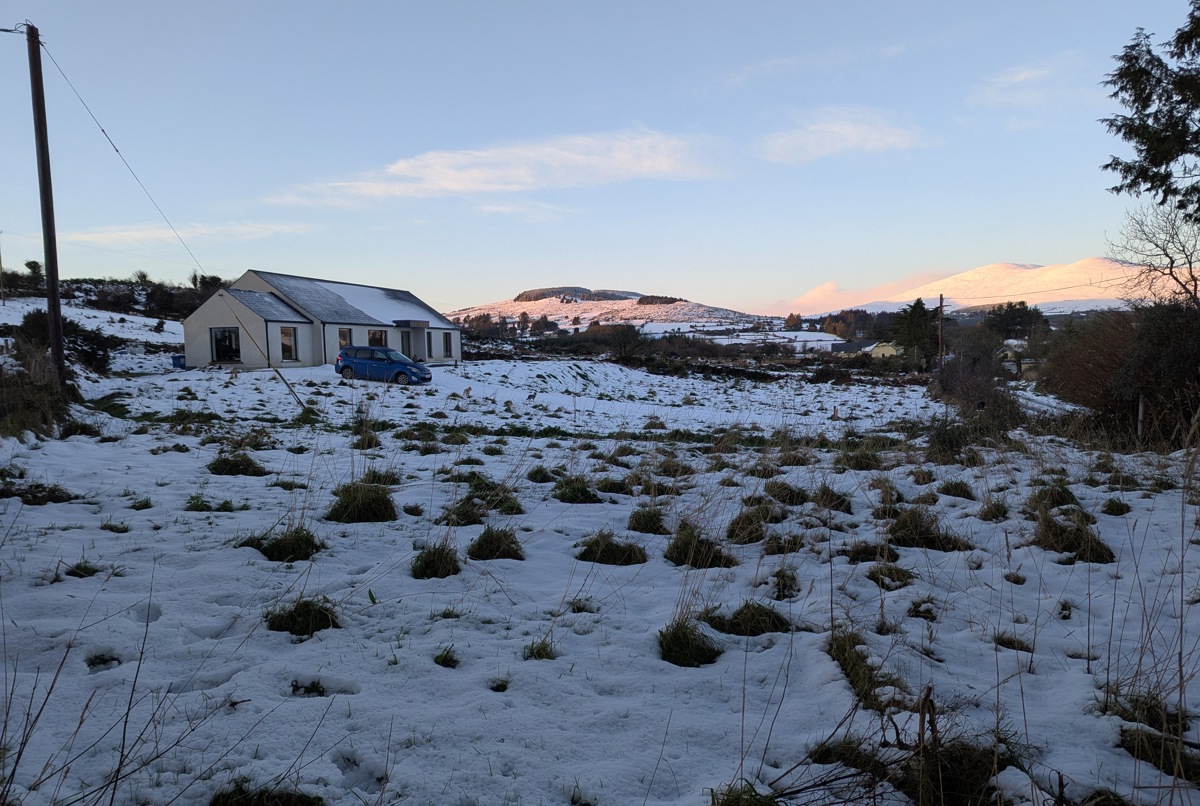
left=393, top=372, right=410, bottom=385
left=341, top=367, right=354, bottom=380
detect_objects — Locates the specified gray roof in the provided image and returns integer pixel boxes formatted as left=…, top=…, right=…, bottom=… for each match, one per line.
left=250, top=272, right=385, bottom=326
left=225, top=289, right=310, bottom=323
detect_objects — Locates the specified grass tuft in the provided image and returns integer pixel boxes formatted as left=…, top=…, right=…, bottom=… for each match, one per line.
left=703, top=601, right=791, bottom=636
left=664, top=522, right=737, bottom=568
left=658, top=617, right=723, bottom=667
left=326, top=482, right=397, bottom=523
left=266, top=597, right=340, bottom=637
left=887, top=506, right=973, bottom=552
left=207, top=451, right=269, bottom=477
left=575, top=530, right=648, bottom=565
left=552, top=474, right=602, bottom=504
left=412, top=540, right=461, bottom=579
left=239, top=526, right=324, bottom=562
left=467, top=526, right=525, bottom=561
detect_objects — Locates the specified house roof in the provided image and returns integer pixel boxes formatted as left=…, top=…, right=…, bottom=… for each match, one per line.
left=224, top=289, right=310, bottom=323
left=247, top=271, right=458, bottom=329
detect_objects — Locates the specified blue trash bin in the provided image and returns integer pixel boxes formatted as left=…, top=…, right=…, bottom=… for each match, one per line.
left=171, top=354, right=186, bottom=369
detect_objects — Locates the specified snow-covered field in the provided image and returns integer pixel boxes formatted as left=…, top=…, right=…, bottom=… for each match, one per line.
left=2, top=349, right=1199, bottom=805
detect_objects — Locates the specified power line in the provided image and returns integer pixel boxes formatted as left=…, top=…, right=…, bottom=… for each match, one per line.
left=38, top=39, right=209, bottom=278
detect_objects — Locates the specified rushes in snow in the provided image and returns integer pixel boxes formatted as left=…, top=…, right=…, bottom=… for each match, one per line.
left=574, top=530, right=647, bottom=565
left=238, top=526, right=324, bottom=562
left=266, top=597, right=341, bottom=637
left=206, top=451, right=269, bottom=477
left=412, top=540, right=461, bottom=579
left=326, top=482, right=397, bottom=523
left=467, top=526, right=524, bottom=561
left=658, top=617, right=722, bottom=667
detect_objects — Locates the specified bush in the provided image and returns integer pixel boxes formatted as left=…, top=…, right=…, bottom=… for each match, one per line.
left=326, top=482, right=397, bottom=523
left=467, top=526, right=524, bottom=561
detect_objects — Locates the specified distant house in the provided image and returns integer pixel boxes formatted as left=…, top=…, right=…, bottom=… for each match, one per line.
left=868, top=342, right=903, bottom=359
left=183, top=270, right=461, bottom=370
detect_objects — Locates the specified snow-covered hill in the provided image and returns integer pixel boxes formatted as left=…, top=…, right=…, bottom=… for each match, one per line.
left=867, top=257, right=1137, bottom=313
left=447, top=288, right=774, bottom=331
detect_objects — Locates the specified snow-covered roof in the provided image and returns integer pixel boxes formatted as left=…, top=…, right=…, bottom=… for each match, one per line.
left=248, top=271, right=457, bottom=329
left=224, top=289, right=309, bottom=323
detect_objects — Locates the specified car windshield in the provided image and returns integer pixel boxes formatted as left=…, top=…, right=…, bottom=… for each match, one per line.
left=382, top=349, right=412, bottom=363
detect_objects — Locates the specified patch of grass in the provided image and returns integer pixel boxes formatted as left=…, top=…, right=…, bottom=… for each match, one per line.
left=895, top=738, right=1009, bottom=806
left=827, top=627, right=905, bottom=712
left=703, top=601, right=791, bottom=636
left=726, top=506, right=778, bottom=545
left=907, top=597, right=937, bottom=621
left=888, top=506, right=973, bottom=552
left=813, top=483, right=852, bottom=514
left=239, top=526, right=324, bottom=562
left=575, top=530, right=647, bottom=565
left=744, top=461, right=781, bottom=479
left=664, top=522, right=737, bottom=568
left=402, top=502, right=424, bottom=516
left=977, top=498, right=1009, bottom=522
left=594, top=476, right=633, bottom=495
left=266, top=597, right=340, bottom=637
left=185, top=493, right=213, bottom=512
left=440, top=471, right=523, bottom=519
left=85, top=652, right=121, bottom=670
left=359, top=467, right=401, bottom=485
left=99, top=519, right=130, bottom=534
left=658, top=617, right=723, bottom=667
left=839, top=447, right=882, bottom=471
left=866, top=562, right=915, bottom=590
left=207, top=451, right=269, bottom=477
left=64, top=558, right=103, bottom=579
left=1101, top=497, right=1132, bottom=516
left=771, top=565, right=798, bottom=600
left=441, top=432, right=470, bottom=446
left=1003, top=570, right=1027, bottom=585
left=1023, top=481, right=1079, bottom=514
left=225, top=426, right=280, bottom=451
left=412, top=541, right=461, bottom=579
left=0, top=480, right=77, bottom=506
left=268, top=478, right=307, bottom=491
left=209, top=781, right=325, bottom=805
left=993, top=631, right=1033, bottom=652
left=467, top=526, right=525, bottom=561
left=326, top=482, right=397, bottom=523
left=552, top=474, right=602, bottom=504
left=1119, top=728, right=1200, bottom=783
left=762, top=533, right=804, bottom=555
left=627, top=505, right=670, bottom=535
left=523, top=636, right=556, bottom=660
left=526, top=465, right=555, bottom=483
left=657, top=456, right=695, bottom=478
left=841, top=541, right=899, bottom=564
left=59, top=418, right=102, bottom=439
left=1032, top=509, right=1115, bottom=563
left=909, top=467, right=935, bottom=485
left=433, top=645, right=459, bottom=668
left=290, top=679, right=326, bottom=697
left=1101, top=684, right=1190, bottom=735
left=763, top=479, right=809, bottom=506
left=936, top=479, right=976, bottom=500
left=488, top=677, right=510, bottom=692
left=924, top=420, right=972, bottom=464
left=710, top=781, right=777, bottom=805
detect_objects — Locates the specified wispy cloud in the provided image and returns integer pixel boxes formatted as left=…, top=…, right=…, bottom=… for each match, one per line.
left=966, top=53, right=1084, bottom=108
left=63, top=221, right=310, bottom=246
left=761, top=106, right=927, bottom=164
left=274, top=129, right=712, bottom=206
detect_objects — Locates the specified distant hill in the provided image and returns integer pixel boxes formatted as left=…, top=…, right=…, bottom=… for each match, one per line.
left=863, top=257, right=1137, bottom=315
left=447, top=287, right=769, bottom=330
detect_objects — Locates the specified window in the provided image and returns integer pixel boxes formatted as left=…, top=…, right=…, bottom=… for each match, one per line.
left=280, top=327, right=297, bottom=361
left=443, top=332, right=453, bottom=357
left=368, top=329, right=387, bottom=347
left=211, top=327, right=241, bottom=363
left=338, top=328, right=352, bottom=348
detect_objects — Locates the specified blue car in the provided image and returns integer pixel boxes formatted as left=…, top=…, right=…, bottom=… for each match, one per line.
left=335, top=346, right=432, bottom=384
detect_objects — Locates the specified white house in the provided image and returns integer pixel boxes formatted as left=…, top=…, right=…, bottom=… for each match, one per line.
left=183, top=270, right=461, bottom=370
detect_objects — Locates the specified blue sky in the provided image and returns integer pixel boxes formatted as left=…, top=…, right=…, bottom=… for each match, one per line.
left=0, top=1, right=1187, bottom=315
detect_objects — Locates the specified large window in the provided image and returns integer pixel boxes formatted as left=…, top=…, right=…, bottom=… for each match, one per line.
left=338, top=328, right=352, bottom=348
left=280, top=327, right=298, bottom=361
left=211, top=327, right=241, bottom=363
left=443, top=332, right=453, bottom=357
left=368, top=329, right=387, bottom=347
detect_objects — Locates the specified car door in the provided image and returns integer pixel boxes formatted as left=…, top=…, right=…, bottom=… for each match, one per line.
left=369, top=349, right=389, bottom=381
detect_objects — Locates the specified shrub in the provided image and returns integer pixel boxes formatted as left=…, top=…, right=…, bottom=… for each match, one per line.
left=207, top=451, right=269, bottom=477
left=664, top=522, right=737, bottom=568
left=467, top=526, right=524, bottom=561
left=703, top=601, right=790, bottom=636
left=888, top=506, right=973, bottom=552
left=658, top=618, right=723, bottom=667
left=552, top=474, right=601, bottom=504
left=627, top=505, right=670, bottom=535
left=239, top=526, right=324, bottom=562
left=412, top=541, right=461, bottom=579
left=576, top=530, right=648, bottom=565
left=266, top=598, right=340, bottom=637
left=326, top=482, right=397, bottom=523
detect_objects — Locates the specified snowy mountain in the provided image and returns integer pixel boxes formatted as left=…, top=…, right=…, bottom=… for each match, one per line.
left=447, top=287, right=773, bottom=330
left=865, top=257, right=1137, bottom=314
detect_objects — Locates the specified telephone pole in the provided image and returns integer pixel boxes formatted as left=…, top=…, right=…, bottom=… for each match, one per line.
left=25, top=23, right=68, bottom=391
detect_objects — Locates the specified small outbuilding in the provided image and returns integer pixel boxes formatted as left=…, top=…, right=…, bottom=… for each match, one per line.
left=183, top=270, right=461, bottom=370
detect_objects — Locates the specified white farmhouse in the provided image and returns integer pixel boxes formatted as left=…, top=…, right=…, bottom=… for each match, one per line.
left=183, top=270, right=461, bottom=369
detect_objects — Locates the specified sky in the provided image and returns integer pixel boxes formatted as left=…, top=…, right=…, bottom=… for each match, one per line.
left=0, top=1, right=1189, bottom=316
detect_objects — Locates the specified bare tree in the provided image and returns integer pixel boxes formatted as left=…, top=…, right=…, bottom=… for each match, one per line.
left=1109, top=204, right=1200, bottom=308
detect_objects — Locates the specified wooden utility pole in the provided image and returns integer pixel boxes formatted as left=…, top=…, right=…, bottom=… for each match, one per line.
left=937, top=293, right=944, bottom=370
left=26, top=23, right=68, bottom=391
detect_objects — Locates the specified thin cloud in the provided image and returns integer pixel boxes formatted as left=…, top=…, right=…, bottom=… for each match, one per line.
left=966, top=53, right=1085, bottom=108
left=62, top=222, right=311, bottom=246
left=761, top=106, right=927, bottom=164
left=276, top=130, right=712, bottom=205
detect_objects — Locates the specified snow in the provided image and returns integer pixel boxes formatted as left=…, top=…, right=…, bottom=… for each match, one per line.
left=2, top=324, right=1200, bottom=805
left=0, top=296, right=184, bottom=346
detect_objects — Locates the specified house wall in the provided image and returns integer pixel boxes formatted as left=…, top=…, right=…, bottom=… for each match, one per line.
left=231, top=274, right=327, bottom=366
left=183, top=291, right=313, bottom=369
